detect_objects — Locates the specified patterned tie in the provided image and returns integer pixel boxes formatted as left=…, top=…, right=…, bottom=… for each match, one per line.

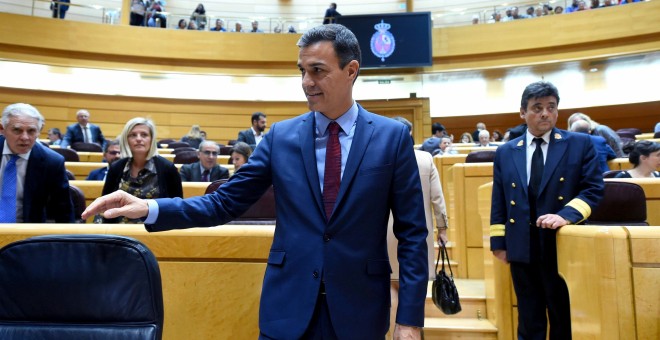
left=528, top=138, right=545, bottom=221
left=323, top=122, right=341, bottom=221
left=202, top=169, right=210, bottom=182
left=0, top=155, right=19, bottom=223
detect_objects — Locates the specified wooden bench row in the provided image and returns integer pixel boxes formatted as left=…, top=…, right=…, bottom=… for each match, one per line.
left=63, top=151, right=232, bottom=164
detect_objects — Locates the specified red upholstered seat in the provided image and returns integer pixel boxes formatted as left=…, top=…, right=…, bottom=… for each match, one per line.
left=166, top=141, right=190, bottom=149
left=52, top=148, right=80, bottom=162
left=587, top=181, right=647, bottom=226
left=205, top=180, right=276, bottom=224
left=466, top=150, right=496, bottom=163
left=173, top=151, right=199, bottom=164
left=71, top=142, right=103, bottom=152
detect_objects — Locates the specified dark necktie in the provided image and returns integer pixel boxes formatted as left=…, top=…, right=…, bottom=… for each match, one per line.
left=528, top=138, right=545, bottom=221
left=323, top=122, right=341, bottom=221
left=0, top=155, right=19, bottom=223
left=83, top=126, right=89, bottom=143
left=202, top=169, right=210, bottom=182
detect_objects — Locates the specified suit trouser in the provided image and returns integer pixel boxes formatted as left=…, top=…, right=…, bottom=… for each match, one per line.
left=259, top=283, right=338, bottom=340
left=509, top=226, right=572, bottom=340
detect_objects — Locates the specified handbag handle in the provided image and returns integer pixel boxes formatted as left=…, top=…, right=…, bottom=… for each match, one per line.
left=435, top=240, right=455, bottom=278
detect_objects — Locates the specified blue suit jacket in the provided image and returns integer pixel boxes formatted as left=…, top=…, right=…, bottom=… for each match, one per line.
left=0, top=137, right=73, bottom=223
left=490, top=128, right=604, bottom=263
left=86, top=167, right=108, bottom=181
left=61, top=123, right=106, bottom=149
left=147, top=106, right=428, bottom=338
left=589, top=135, right=616, bottom=174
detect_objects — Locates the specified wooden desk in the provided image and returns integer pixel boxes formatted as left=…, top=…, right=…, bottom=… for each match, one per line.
left=0, top=224, right=274, bottom=340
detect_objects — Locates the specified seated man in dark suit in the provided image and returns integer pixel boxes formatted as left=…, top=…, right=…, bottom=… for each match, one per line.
left=237, top=111, right=267, bottom=149
left=570, top=120, right=616, bottom=173
left=60, top=109, right=107, bottom=150
left=86, top=140, right=121, bottom=181
left=0, top=103, right=73, bottom=223
left=179, top=141, right=229, bottom=182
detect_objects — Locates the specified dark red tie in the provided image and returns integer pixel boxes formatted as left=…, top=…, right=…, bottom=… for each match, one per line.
left=323, top=122, right=341, bottom=221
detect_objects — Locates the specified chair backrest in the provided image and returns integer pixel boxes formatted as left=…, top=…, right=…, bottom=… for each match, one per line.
left=603, top=170, right=623, bottom=178
left=173, top=150, right=199, bottom=164
left=227, top=139, right=238, bottom=146
left=52, top=148, right=80, bottom=162
left=157, top=138, right=176, bottom=148
left=0, top=235, right=164, bottom=339
left=205, top=180, right=276, bottom=224
left=588, top=181, right=648, bottom=226
left=654, top=131, right=660, bottom=138
left=71, top=142, right=103, bottom=152
left=219, top=146, right=233, bottom=156
left=65, top=169, right=75, bottom=180
left=616, top=128, right=641, bottom=136
left=465, top=150, right=496, bottom=163
left=69, top=185, right=86, bottom=223
left=166, top=141, right=190, bottom=149
left=171, top=147, right=197, bottom=155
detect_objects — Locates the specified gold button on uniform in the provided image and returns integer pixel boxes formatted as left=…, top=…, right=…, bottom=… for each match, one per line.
left=558, top=196, right=564, bottom=201
left=510, top=200, right=516, bottom=206
left=559, top=177, right=565, bottom=182
left=512, top=183, right=516, bottom=188
left=510, top=218, right=515, bottom=223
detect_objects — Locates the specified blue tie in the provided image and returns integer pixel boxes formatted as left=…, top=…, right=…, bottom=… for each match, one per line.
left=0, top=154, right=19, bottom=223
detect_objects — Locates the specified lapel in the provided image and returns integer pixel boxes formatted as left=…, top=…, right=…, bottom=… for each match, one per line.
left=512, top=136, right=529, bottom=197
left=192, top=162, right=202, bottom=181
left=23, top=142, right=46, bottom=221
left=333, top=106, right=374, bottom=218
left=538, top=128, right=567, bottom=195
left=299, top=112, right=325, bottom=218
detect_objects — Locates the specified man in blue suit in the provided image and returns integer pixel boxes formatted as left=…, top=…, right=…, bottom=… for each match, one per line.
left=86, top=140, right=121, bottom=181
left=569, top=119, right=616, bottom=174
left=60, top=109, right=107, bottom=150
left=490, top=81, right=604, bottom=340
left=0, top=103, right=74, bottom=223
left=83, top=24, right=428, bottom=339
left=237, top=111, right=267, bottom=150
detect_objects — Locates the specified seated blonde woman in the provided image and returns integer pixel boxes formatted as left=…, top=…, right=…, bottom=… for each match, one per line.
left=102, top=117, right=183, bottom=223
left=181, top=124, right=204, bottom=149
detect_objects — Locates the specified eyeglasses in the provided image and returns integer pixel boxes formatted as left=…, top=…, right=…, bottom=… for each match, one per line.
left=107, top=151, right=121, bottom=155
left=202, top=151, right=218, bottom=156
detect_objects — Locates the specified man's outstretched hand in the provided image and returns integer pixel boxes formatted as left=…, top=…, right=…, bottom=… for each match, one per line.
left=81, top=191, right=149, bottom=221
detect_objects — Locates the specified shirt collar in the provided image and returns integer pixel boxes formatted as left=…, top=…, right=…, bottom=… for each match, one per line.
left=525, top=129, right=552, bottom=146
left=250, top=126, right=262, bottom=136
left=315, top=101, right=358, bottom=135
left=3, top=140, right=32, bottom=160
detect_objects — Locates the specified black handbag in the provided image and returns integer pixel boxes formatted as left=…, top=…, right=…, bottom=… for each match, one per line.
left=432, top=240, right=462, bottom=315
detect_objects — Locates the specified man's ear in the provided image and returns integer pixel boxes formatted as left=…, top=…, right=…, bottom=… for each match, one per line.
left=519, top=108, right=526, bottom=120
left=346, top=60, right=359, bottom=81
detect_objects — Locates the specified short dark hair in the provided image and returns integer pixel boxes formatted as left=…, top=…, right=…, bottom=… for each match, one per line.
left=432, top=122, right=446, bottom=135
left=49, top=128, right=62, bottom=138
left=251, top=112, right=266, bottom=124
left=297, top=24, right=361, bottom=80
left=520, top=81, right=560, bottom=110
left=103, top=139, right=120, bottom=153
left=624, top=140, right=660, bottom=167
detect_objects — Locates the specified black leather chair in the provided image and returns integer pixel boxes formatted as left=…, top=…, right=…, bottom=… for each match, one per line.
left=205, top=180, right=276, bottom=224
left=465, top=150, right=496, bottom=163
left=654, top=131, right=660, bottom=138
left=0, top=234, right=164, bottom=339
left=65, top=169, right=75, bottom=180
left=173, top=150, right=199, bottom=164
left=69, top=185, right=86, bottom=223
left=52, top=147, right=80, bottom=162
left=71, top=142, right=103, bottom=152
left=227, top=139, right=238, bottom=146
left=167, top=141, right=190, bottom=149
left=171, top=146, right=197, bottom=155
left=157, top=138, right=176, bottom=148
left=587, top=181, right=648, bottom=226
left=603, top=170, right=623, bottom=178
left=219, top=146, right=233, bottom=156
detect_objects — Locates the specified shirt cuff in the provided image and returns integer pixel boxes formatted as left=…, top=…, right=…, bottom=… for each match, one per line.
left=144, top=199, right=159, bottom=225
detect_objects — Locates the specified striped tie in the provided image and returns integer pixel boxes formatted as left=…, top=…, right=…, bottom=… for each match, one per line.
left=0, top=154, right=19, bottom=223
left=323, top=122, right=341, bottom=221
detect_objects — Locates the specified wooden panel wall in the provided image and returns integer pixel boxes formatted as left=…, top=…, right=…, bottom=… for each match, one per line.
left=0, top=87, right=431, bottom=144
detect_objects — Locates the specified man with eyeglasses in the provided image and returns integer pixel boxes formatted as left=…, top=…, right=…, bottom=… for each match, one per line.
left=87, top=140, right=121, bottom=181
left=179, top=140, right=229, bottom=182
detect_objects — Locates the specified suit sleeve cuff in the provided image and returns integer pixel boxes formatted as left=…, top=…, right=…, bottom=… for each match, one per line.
left=144, top=199, right=159, bottom=225
left=490, top=236, right=506, bottom=251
